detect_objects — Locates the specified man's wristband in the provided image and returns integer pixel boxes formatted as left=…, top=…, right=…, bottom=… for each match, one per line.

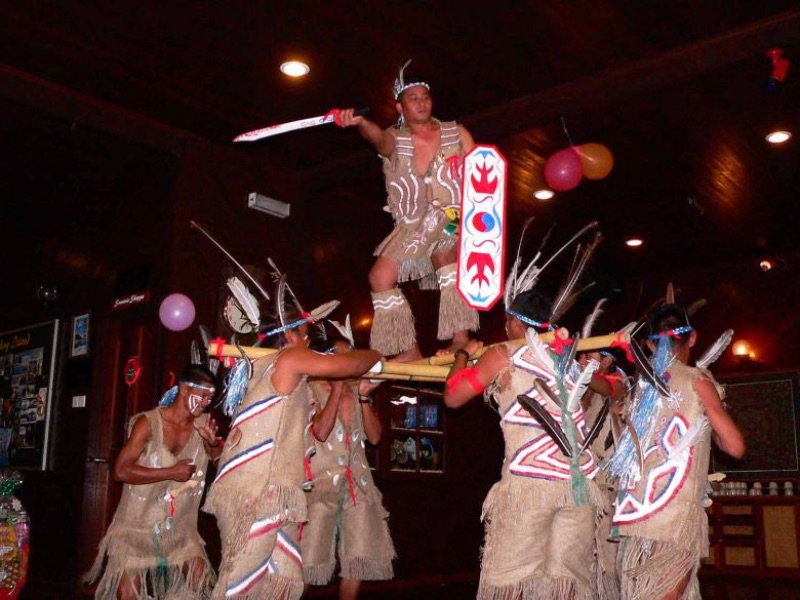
left=454, top=349, right=470, bottom=361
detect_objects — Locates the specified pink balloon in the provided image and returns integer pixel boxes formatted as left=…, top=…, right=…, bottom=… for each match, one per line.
left=159, top=293, right=196, bottom=331
left=544, top=147, right=583, bottom=191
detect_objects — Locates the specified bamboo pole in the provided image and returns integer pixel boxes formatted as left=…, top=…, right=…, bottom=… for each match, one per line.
left=409, top=331, right=629, bottom=366
left=208, top=330, right=628, bottom=383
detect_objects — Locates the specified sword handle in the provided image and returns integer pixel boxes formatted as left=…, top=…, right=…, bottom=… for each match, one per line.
left=353, top=107, right=370, bottom=117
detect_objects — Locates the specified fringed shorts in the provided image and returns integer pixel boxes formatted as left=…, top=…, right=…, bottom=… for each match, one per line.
left=301, top=491, right=395, bottom=586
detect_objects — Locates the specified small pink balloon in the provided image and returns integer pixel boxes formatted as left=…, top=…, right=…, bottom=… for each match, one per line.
left=159, top=293, right=196, bottom=331
left=544, top=147, right=583, bottom=191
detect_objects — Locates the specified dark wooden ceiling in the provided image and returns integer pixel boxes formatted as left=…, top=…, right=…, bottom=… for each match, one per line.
left=3, top=1, right=800, bottom=281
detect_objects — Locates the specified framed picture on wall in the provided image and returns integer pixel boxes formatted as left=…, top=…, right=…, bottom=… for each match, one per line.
left=0, top=320, right=60, bottom=470
left=70, top=313, right=90, bottom=358
left=712, top=372, right=800, bottom=478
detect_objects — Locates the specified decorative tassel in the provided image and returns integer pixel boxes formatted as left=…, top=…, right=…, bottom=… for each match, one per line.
left=159, top=385, right=179, bottom=407
left=606, top=334, right=673, bottom=487
left=221, top=359, right=250, bottom=417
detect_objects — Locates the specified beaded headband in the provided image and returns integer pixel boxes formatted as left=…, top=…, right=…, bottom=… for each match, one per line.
left=394, top=59, right=430, bottom=100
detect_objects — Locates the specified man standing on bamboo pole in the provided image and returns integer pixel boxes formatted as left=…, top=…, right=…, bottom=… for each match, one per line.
left=203, top=310, right=381, bottom=600
left=443, top=284, right=625, bottom=598
left=337, top=60, right=478, bottom=361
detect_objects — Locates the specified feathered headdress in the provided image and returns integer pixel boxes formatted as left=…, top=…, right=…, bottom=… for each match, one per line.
left=393, top=59, right=429, bottom=100
left=329, top=314, right=355, bottom=348
left=259, top=259, right=340, bottom=340
left=504, top=219, right=601, bottom=328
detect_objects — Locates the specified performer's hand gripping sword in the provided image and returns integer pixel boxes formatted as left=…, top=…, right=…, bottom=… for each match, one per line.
left=234, top=107, right=369, bottom=143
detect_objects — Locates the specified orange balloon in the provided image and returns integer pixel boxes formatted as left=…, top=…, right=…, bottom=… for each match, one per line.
left=577, top=143, right=614, bottom=180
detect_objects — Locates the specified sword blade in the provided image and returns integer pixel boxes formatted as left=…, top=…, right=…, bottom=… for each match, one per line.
left=234, top=113, right=335, bottom=142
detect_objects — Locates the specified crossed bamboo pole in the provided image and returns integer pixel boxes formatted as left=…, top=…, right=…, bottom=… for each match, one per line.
left=209, top=331, right=628, bottom=383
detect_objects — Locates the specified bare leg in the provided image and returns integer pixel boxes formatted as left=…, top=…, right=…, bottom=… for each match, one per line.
left=116, top=572, right=141, bottom=600
left=184, top=556, right=207, bottom=591
left=369, top=257, right=421, bottom=361
left=660, top=571, right=691, bottom=600
left=339, top=578, right=362, bottom=600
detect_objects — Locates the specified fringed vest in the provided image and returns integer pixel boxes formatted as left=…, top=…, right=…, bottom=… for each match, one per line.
left=306, top=381, right=379, bottom=506
left=382, top=120, right=464, bottom=224
left=613, top=362, right=715, bottom=555
left=204, top=353, right=313, bottom=524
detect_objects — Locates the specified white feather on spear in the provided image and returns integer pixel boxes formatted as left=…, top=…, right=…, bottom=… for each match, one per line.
left=227, top=276, right=260, bottom=328
left=696, top=329, right=734, bottom=370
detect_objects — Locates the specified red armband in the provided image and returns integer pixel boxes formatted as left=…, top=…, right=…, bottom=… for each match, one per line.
left=610, top=333, right=634, bottom=363
left=596, top=373, right=622, bottom=399
left=446, top=367, right=485, bottom=394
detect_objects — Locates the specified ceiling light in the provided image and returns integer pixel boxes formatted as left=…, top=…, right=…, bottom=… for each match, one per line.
left=533, top=189, right=554, bottom=200
left=765, top=130, right=792, bottom=144
left=625, top=238, right=643, bottom=247
left=280, top=61, right=310, bottom=77
left=759, top=259, right=773, bottom=272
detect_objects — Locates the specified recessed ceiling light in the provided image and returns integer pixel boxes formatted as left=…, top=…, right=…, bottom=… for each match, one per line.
left=765, top=130, right=792, bottom=144
left=280, top=61, right=310, bottom=77
left=533, top=189, right=554, bottom=200
left=625, top=238, right=643, bottom=247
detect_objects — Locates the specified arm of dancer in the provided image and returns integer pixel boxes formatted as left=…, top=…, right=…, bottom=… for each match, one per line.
left=273, top=347, right=383, bottom=395
left=443, top=340, right=504, bottom=409
left=338, top=108, right=395, bottom=157
left=696, top=377, right=746, bottom=459
left=310, top=381, right=344, bottom=442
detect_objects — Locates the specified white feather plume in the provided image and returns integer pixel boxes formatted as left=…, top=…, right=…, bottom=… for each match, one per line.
left=550, top=230, right=602, bottom=323
left=227, top=276, right=260, bottom=327
left=582, top=298, right=607, bottom=338
left=504, top=218, right=541, bottom=308
left=696, top=329, right=734, bottom=369
left=668, top=415, right=710, bottom=463
left=524, top=328, right=555, bottom=372
left=190, top=340, right=201, bottom=365
left=567, top=358, right=597, bottom=412
left=329, top=314, right=355, bottom=347
left=309, top=301, right=340, bottom=322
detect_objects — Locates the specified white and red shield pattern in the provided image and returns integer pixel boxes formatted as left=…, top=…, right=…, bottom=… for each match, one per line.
left=613, top=414, right=694, bottom=524
left=457, top=145, right=507, bottom=310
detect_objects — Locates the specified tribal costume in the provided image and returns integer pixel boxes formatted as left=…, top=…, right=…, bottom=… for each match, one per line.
left=582, top=371, right=626, bottom=600
left=612, top=362, right=716, bottom=600
left=302, top=381, right=395, bottom=586
left=478, top=339, right=614, bottom=600
left=84, top=409, right=214, bottom=600
left=370, top=120, right=478, bottom=355
left=203, top=353, right=313, bottom=600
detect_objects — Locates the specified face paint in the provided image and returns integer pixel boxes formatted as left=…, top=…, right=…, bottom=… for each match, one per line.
left=188, top=393, right=205, bottom=413
left=183, top=381, right=215, bottom=414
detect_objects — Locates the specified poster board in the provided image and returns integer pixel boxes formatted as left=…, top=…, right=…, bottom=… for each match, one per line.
left=0, top=320, right=59, bottom=470
left=712, top=372, right=800, bottom=477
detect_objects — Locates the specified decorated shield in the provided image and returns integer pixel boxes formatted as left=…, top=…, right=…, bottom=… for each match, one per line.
left=457, top=145, right=507, bottom=310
